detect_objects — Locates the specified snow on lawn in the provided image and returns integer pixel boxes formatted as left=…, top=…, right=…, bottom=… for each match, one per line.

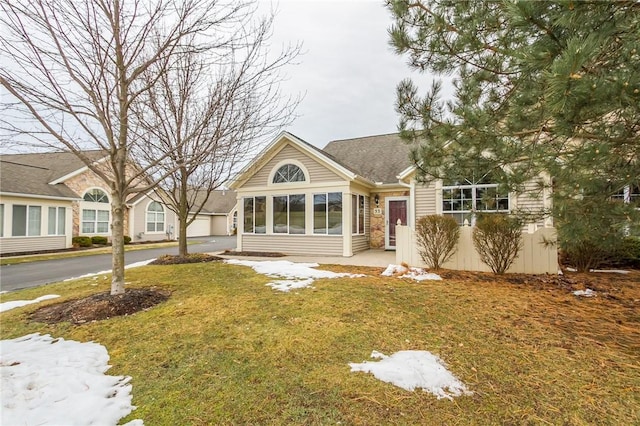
left=64, top=258, right=156, bottom=281
left=349, top=350, right=472, bottom=400
left=0, top=294, right=60, bottom=313
left=0, top=333, right=142, bottom=426
left=225, top=259, right=365, bottom=292
left=382, top=264, right=442, bottom=281
left=573, top=288, right=596, bottom=297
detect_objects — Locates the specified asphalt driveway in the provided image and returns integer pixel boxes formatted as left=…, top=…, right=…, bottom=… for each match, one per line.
left=0, top=236, right=236, bottom=292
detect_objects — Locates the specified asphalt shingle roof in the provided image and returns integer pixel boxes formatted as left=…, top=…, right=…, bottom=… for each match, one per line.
left=322, top=133, right=415, bottom=184
left=0, top=151, right=105, bottom=199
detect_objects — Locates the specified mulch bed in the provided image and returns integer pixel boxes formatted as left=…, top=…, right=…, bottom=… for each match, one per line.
left=149, top=253, right=222, bottom=265
left=29, top=288, right=171, bottom=325
left=222, top=250, right=285, bottom=257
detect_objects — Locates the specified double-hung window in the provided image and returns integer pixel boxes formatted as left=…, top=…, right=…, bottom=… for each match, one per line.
left=442, top=176, right=509, bottom=224
left=351, top=194, right=365, bottom=235
left=12, top=205, right=41, bottom=236
left=243, top=196, right=266, bottom=234
left=313, top=192, right=342, bottom=235
left=82, top=189, right=110, bottom=234
left=273, top=194, right=305, bottom=234
left=48, top=207, right=66, bottom=235
left=146, top=202, right=165, bottom=232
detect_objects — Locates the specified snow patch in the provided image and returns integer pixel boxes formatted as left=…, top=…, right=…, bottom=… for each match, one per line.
left=225, top=259, right=365, bottom=292
left=0, top=294, right=60, bottom=313
left=349, top=350, right=472, bottom=400
left=573, top=288, right=596, bottom=297
left=0, top=333, right=142, bottom=425
left=64, top=258, right=156, bottom=281
left=382, top=264, right=442, bottom=281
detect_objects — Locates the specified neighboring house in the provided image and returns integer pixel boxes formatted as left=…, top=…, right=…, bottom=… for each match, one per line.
left=0, top=151, right=178, bottom=255
left=184, top=189, right=238, bottom=237
left=230, top=131, right=554, bottom=262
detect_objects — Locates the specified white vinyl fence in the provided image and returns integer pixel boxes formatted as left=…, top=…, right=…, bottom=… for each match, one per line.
left=396, top=224, right=558, bottom=274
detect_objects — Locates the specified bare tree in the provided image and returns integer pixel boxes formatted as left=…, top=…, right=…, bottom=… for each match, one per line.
left=131, top=7, right=300, bottom=256
left=0, top=0, right=251, bottom=294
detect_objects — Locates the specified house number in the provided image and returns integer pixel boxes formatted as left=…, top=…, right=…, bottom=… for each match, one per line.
left=373, top=208, right=382, bottom=215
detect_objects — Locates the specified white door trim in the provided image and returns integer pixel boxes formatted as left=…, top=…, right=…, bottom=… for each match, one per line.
left=385, top=196, right=409, bottom=250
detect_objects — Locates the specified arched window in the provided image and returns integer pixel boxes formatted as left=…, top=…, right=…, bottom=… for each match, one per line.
left=83, top=188, right=109, bottom=203
left=82, top=188, right=110, bottom=233
left=272, top=164, right=306, bottom=183
left=146, top=201, right=165, bottom=233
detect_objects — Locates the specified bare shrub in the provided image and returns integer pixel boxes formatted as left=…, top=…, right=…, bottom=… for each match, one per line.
left=472, top=214, right=523, bottom=274
left=415, top=215, right=460, bottom=270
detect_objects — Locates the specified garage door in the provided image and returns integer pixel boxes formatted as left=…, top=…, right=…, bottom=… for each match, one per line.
left=187, top=216, right=210, bottom=237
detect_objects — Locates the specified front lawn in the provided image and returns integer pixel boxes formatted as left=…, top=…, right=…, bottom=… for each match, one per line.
left=1, top=262, right=638, bottom=425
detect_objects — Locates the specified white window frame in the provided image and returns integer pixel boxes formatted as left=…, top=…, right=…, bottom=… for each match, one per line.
left=243, top=196, right=266, bottom=234
left=145, top=201, right=165, bottom=233
left=0, top=204, right=3, bottom=238
left=12, top=204, right=41, bottom=237
left=441, top=179, right=509, bottom=225
left=47, top=206, right=66, bottom=236
left=351, top=194, right=366, bottom=235
left=313, top=192, right=342, bottom=235
left=272, top=194, right=306, bottom=234
left=81, top=188, right=110, bottom=235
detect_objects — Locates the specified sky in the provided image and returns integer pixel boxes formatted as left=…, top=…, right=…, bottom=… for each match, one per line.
left=258, top=0, right=438, bottom=148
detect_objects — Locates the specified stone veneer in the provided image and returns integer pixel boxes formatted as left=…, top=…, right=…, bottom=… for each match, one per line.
left=369, top=190, right=410, bottom=249
left=63, top=168, right=131, bottom=239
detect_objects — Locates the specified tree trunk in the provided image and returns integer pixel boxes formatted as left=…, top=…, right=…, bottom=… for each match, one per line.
left=111, top=192, right=126, bottom=295
left=178, top=166, right=189, bottom=257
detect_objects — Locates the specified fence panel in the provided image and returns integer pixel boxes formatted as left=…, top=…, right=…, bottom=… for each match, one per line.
left=396, top=225, right=558, bottom=274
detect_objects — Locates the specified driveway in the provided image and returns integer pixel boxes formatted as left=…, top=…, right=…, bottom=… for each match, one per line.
left=0, top=236, right=236, bottom=292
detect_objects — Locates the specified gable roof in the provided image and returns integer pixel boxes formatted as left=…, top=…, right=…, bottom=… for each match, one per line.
left=230, top=131, right=374, bottom=189
left=191, top=189, right=237, bottom=215
left=0, top=151, right=106, bottom=199
left=323, top=133, right=415, bottom=184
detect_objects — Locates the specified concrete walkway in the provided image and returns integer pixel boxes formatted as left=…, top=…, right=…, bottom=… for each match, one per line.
left=217, top=249, right=397, bottom=268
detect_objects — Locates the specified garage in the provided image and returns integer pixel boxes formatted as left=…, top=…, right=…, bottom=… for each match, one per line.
left=186, top=215, right=211, bottom=237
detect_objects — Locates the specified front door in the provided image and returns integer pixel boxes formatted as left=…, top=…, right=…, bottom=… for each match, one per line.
left=385, top=197, right=408, bottom=250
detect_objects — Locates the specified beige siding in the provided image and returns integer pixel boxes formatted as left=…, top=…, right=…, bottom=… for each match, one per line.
left=515, top=180, right=547, bottom=225
left=243, top=234, right=343, bottom=256
left=352, top=235, right=369, bottom=253
left=245, top=144, right=342, bottom=187
left=0, top=236, right=66, bottom=255
left=414, top=181, right=437, bottom=218
left=211, top=216, right=228, bottom=235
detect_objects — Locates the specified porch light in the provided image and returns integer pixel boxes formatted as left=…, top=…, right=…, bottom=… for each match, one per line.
left=374, top=194, right=380, bottom=206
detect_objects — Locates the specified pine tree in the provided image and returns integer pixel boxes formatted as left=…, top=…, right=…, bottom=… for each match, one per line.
left=388, top=0, right=640, bottom=270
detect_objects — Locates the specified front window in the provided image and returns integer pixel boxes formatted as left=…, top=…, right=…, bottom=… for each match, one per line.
left=12, top=205, right=41, bottom=236
left=0, top=204, right=3, bottom=237
left=273, top=164, right=306, bottom=183
left=442, top=176, right=509, bottom=224
left=313, top=192, right=342, bottom=235
left=82, top=209, right=109, bottom=233
left=146, top=202, right=165, bottom=232
left=273, top=194, right=305, bottom=234
left=243, top=196, right=266, bottom=234
left=48, top=207, right=66, bottom=235
left=612, top=184, right=640, bottom=207
left=351, top=194, right=366, bottom=235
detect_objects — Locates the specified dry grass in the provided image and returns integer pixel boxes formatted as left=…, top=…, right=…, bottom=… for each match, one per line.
left=1, top=262, right=638, bottom=425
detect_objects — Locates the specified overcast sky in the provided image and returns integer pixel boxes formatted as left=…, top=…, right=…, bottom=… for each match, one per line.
left=260, top=0, right=437, bottom=148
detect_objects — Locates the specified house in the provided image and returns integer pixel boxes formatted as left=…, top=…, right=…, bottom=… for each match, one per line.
left=0, top=151, right=179, bottom=255
left=230, top=131, right=558, bottom=272
left=183, top=189, right=238, bottom=237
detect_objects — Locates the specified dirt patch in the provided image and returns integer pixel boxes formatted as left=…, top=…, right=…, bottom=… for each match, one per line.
left=222, top=250, right=285, bottom=257
left=149, top=253, right=222, bottom=265
left=29, top=288, right=171, bottom=325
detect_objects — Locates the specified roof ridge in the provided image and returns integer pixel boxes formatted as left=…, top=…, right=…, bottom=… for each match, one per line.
left=327, top=132, right=400, bottom=143
left=0, top=159, right=50, bottom=170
